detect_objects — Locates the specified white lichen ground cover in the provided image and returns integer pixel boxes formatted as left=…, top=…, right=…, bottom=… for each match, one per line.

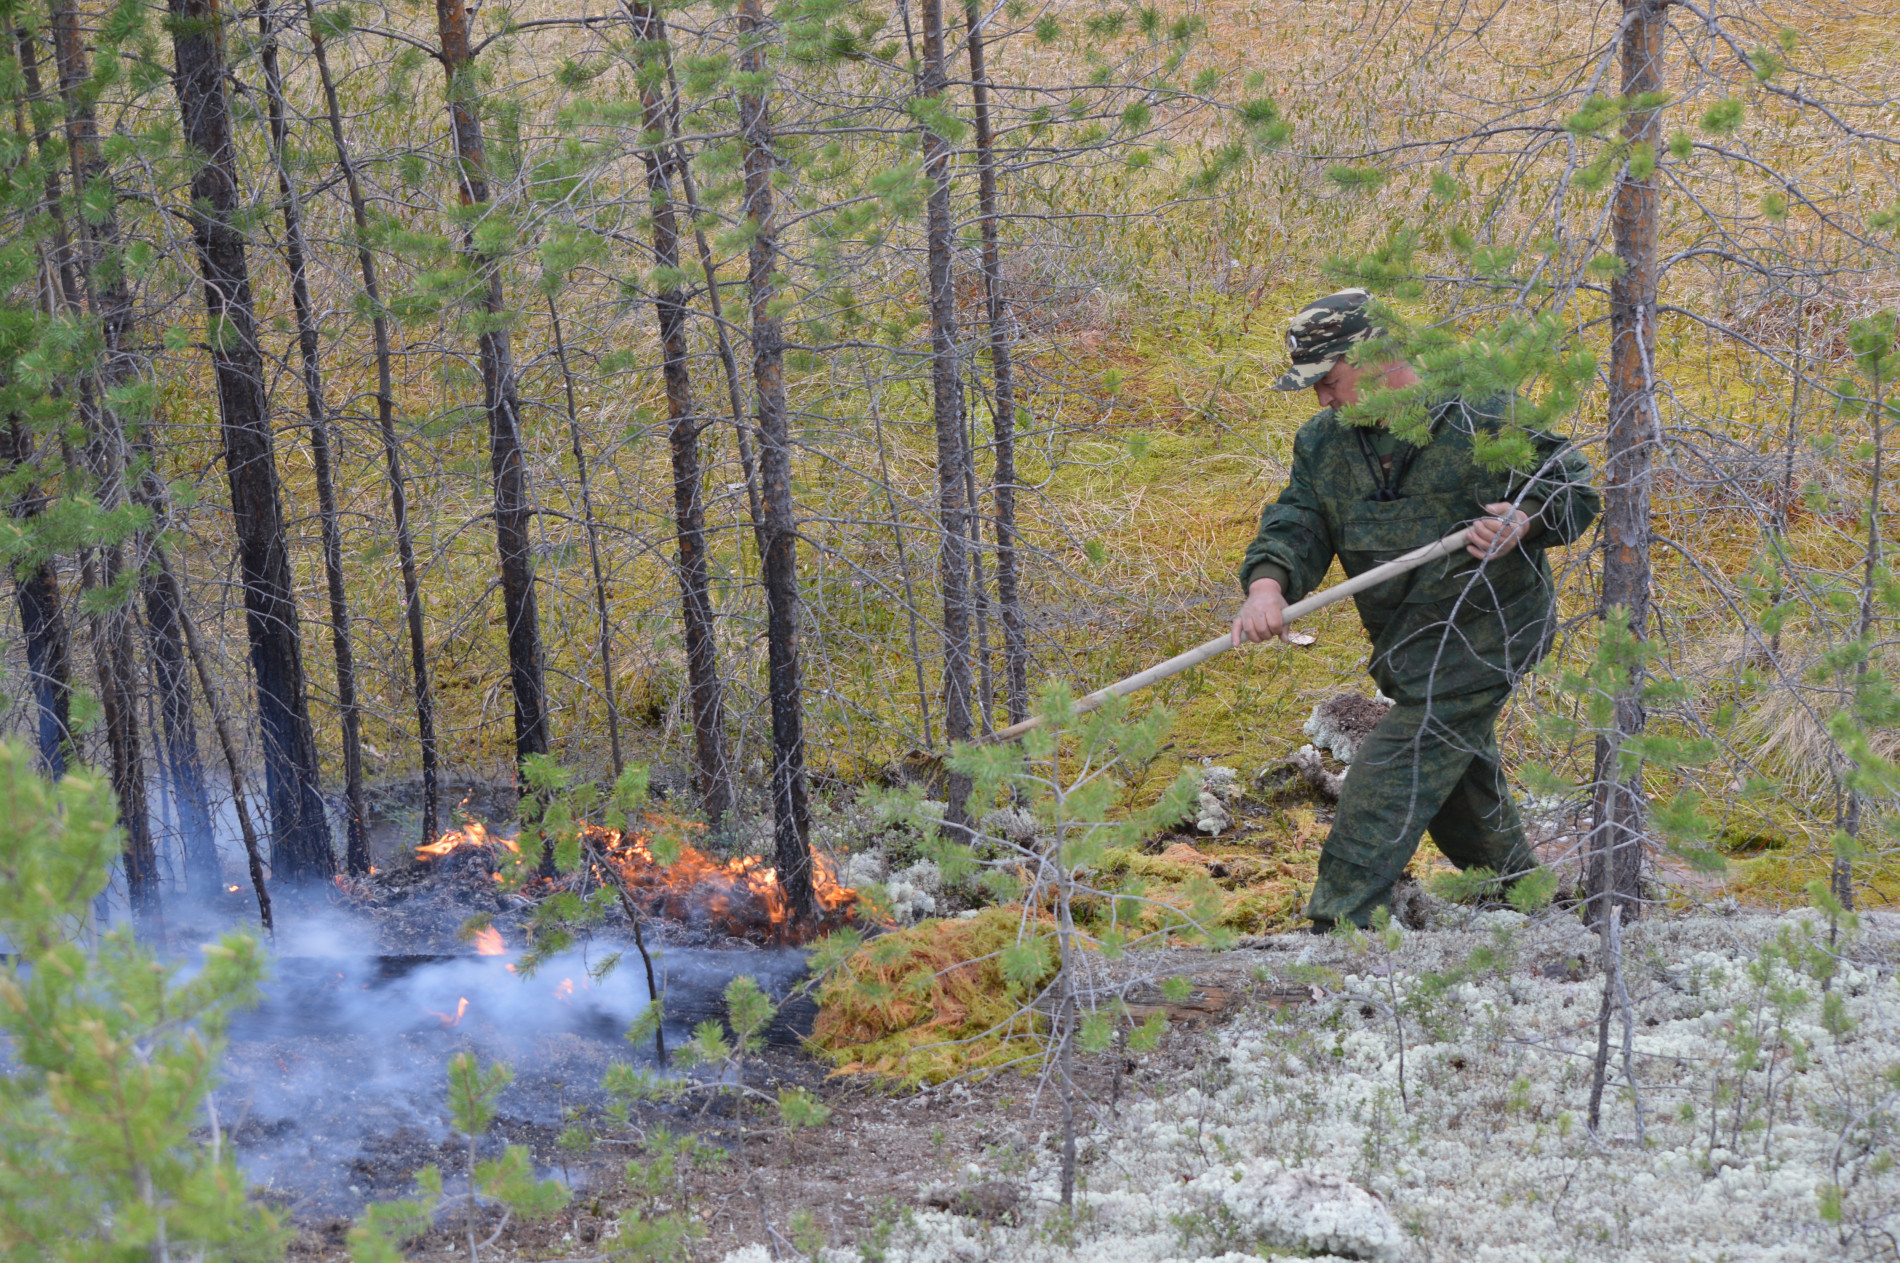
left=731, top=907, right=1900, bottom=1262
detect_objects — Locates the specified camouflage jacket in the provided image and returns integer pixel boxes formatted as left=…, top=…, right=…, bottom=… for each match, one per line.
left=1239, top=397, right=1600, bottom=701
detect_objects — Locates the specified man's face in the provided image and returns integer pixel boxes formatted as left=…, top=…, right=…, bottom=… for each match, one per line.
left=1312, top=359, right=1364, bottom=410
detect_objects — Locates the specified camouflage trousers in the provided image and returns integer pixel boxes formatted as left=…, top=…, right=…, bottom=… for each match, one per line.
left=1306, top=685, right=1539, bottom=928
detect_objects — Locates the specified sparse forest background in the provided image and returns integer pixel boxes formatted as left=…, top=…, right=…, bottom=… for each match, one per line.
left=3, top=0, right=1899, bottom=923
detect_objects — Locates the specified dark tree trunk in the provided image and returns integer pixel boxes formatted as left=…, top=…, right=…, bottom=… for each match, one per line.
left=640, top=14, right=766, bottom=557
left=1, top=418, right=72, bottom=778
left=16, top=559, right=72, bottom=776
left=739, top=0, right=818, bottom=922
left=304, top=0, right=439, bottom=848
left=921, top=0, right=974, bottom=820
left=6, top=39, right=75, bottom=778
left=967, top=3, right=1029, bottom=726
left=135, top=533, right=220, bottom=897
left=627, top=0, right=735, bottom=825
left=258, top=1, right=369, bottom=875
left=48, top=0, right=158, bottom=915
left=169, top=0, right=333, bottom=880
left=433, top=0, right=550, bottom=868
left=1587, top=0, right=1664, bottom=928
left=167, top=554, right=274, bottom=933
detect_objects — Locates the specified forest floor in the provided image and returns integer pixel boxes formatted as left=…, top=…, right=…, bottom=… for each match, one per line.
left=272, top=899, right=1900, bottom=1263
left=236, top=685, right=1881, bottom=1263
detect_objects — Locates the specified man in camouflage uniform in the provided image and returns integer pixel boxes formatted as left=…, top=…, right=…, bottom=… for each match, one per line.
left=1232, top=290, right=1600, bottom=929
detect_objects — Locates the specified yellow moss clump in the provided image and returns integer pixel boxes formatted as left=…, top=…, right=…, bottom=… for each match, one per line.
left=809, top=908, right=1055, bottom=1085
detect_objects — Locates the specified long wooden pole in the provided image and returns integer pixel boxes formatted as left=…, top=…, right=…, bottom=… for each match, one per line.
left=984, top=529, right=1472, bottom=744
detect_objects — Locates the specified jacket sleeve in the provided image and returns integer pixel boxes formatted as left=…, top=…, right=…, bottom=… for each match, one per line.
left=1512, top=428, right=1600, bottom=547
left=1239, top=427, right=1335, bottom=601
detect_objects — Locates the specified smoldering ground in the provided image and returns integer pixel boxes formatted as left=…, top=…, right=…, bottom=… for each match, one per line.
left=216, top=909, right=812, bottom=1220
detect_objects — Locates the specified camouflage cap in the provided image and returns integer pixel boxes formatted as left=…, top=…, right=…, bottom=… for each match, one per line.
left=1271, top=288, right=1381, bottom=392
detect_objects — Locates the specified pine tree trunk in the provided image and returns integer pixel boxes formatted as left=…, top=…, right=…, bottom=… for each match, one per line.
left=966, top=3, right=1029, bottom=726
left=167, top=554, right=274, bottom=933
left=304, top=0, right=440, bottom=848
left=134, top=529, right=220, bottom=897
left=628, top=0, right=735, bottom=825
left=434, top=0, right=550, bottom=863
left=169, top=0, right=334, bottom=881
left=2, top=417, right=72, bottom=778
left=739, top=0, right=818, bottom=922
left=6, top=38, right=75, bottom=777
left=645, top=22, right=765, bottom=555
left=48, top=0, right=159, bottom=914
left=922, top=0, right=974, bottom=821
left=1838, top=364, right=1886, bottom=910
left=258, top=1, right=370, bottom=875
left=1587, top=0, right=1664, bottom=928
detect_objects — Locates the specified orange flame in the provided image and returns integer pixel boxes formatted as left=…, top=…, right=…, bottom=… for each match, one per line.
left=584, top=816, right=859, bottom=945
left=416, top=820, right=520, bottom=861
left=473, top=927, right=506, bottom=956
left=430, top=997, right=470, bottom=1027
left=553, top=978, right=575, bottom=1003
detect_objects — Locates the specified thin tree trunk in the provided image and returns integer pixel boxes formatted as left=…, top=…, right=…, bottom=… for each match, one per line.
left=625, top=0, right=735, bottom=823
left=1838, top=360, right=1886, bottom=910
left=545, top=296, right=625, bottom=779
left=2, top=418, right=72, bottom=777
left=48, top=0, right=159, bottom=915
left=167, top=555, right=274, bottom=934
left=433, top=0, right=551, bottom=867
left=964, top=413, right=993, bottom=735
left=6, top=44, right=74, bottom=777
left=169, top=0, right=334, bottom=881
left=967, top=2, right=1028, bottom=725
left=131, top=500, right=221, bottom=897
left=922, top=0, right=974, bottom=823
left=739, top=0, right=818, bottom=922
left=868, top=383, right=934, bottom=747
left=303, top=0, right=439, bottom=848
left=257, top=0, right=370, bottom=875
left=641, top=23, right=767, bottom=556
left=1587, top=0, right=1664, bottom=928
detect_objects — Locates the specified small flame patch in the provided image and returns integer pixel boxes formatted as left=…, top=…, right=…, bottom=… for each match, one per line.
left=417, top=820, right=519, bottom=861
left=473, top=927, right=506, bottom=956
left=429, top=997, right=470, bottom=1027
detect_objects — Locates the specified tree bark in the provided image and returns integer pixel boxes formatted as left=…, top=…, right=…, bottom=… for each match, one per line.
left=626, top=0, right=735, bottom=824
left=169, top=0, right=334, bottom=881
left=132, top=509, right=221, bottom=897
left=2, top=418, right=72, bottom=778
left=922, top=0, right=974, bottom=820
left=739, top=0, right=818, bottom=922
left=966, top=3, right=1028, bottom=726
left=47, top=0, right=159, bottom=915
left=1587, top=0, right=1664, bottom=928
left=7, top=32, right=74, bottom=778
left=304, top=0, right=440, bottom=848
left=433, top=0, right=550, bottom=866
left=258, top=0, right=370, bottom=875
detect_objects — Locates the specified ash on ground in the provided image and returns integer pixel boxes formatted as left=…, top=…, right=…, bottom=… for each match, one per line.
left=216, top=828, right=823, bottom=1222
